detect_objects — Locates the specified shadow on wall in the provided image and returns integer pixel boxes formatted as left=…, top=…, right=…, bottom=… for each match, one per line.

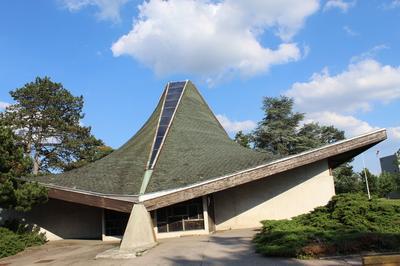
left=7, top=199, right=103, bottom=240
left=213, top=160, right=333, bottom=228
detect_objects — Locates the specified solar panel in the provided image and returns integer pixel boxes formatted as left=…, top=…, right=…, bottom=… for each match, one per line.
left=148, top=82, right=186, bottom=168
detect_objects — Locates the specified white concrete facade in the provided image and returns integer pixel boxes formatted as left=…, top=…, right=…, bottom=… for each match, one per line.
left=0, top=160, right=334, bottom=241
left=213, top=160, right=335, bottom=230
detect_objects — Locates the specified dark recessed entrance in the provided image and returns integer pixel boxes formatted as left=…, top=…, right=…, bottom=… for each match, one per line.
left=104, top=209, right=129, bottom=236
left=155, top=197, right=205, bottom=233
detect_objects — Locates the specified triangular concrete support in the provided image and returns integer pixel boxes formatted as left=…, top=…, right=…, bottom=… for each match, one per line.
left=119, top=203, right=157, bottom=252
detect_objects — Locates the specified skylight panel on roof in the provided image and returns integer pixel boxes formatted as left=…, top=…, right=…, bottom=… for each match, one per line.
left=147, top=81, right=186, bottom=169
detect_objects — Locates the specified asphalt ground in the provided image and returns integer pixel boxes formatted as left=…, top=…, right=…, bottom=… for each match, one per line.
left=0, top=229, right=362, bottom=266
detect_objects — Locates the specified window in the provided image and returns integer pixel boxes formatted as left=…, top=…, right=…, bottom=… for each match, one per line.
left=148, top=82, right=185, bottom=168
left=104, top=210, right=130, bottom=236
left=156, top=197, right=205, bottom=233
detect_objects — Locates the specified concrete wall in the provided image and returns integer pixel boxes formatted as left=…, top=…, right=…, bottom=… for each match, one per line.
left=2, top=199, right=103, bottom=241
left=213, top=160, right=334, bottom=230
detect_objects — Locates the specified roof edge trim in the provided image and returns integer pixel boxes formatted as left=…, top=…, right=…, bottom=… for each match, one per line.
left=40, top=183, right=140, bottom=200
left=140, top=129, right=386, bottom=209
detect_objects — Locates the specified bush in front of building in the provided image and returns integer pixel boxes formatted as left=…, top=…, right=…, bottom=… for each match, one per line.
left=0, top=220, right=46, bottom=259
left=253, top=193, right=400, bottom=258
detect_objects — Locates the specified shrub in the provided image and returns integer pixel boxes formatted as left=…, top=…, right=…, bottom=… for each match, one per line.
left=253, top=194, right=400, bottom=258
left=0, top=220, right=46, bottom=258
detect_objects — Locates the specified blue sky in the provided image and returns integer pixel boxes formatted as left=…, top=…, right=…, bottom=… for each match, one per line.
left=1, top=0, right=399, bottom=173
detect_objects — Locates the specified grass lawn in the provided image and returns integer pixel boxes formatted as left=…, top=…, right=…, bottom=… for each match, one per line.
left=253, top=194, right=400, bottom=258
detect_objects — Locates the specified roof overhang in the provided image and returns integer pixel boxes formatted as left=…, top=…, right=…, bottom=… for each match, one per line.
left=42, top=129, right=386, bottom=212
left=141, top=129, right=387, bottom=211
left=44, top=184, right=137, bottom=213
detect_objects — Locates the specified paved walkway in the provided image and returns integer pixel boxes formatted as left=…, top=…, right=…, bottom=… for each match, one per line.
left=0, top=229, right=362, bottom=266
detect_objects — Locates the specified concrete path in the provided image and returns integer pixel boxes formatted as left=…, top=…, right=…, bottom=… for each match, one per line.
left=0, top=229, right=362, bottom=266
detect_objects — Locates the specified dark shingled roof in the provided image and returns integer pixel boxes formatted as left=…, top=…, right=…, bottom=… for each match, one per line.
left=33, top=81, right=273, bottom=195
left=146, top=82, right=272, bottom=192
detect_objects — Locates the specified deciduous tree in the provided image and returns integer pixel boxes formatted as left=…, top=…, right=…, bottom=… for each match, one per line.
left=234, top=130, right=251, bottom=148
left=333, top=163, right=362, bottom=194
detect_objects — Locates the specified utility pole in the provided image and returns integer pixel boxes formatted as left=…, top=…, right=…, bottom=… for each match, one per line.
left=362, top=153, right=371, bottom=200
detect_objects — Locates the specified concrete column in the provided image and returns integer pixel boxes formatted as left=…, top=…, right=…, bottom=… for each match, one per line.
left=120, top=203, right=157, bottom=252
left=101, top=209, right=105, bottom=241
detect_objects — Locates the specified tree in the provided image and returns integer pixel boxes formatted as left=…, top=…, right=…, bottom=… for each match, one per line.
left=333, top=163, right=363, bottom=194
left=377, top=172, right=399, bottom=198
left=296, top=123, right=345, bottom=153
left=359, top=168, right=378, bottom=195
left=252, top=96, right=304, bottom=155
left=62, top=141, right=113, bottom=171
left=234, top=131, right=251, bottom=148
left=0, top=124, right=47, bottom=212
left=319, top=125, right=346, bottom=144
left=251, top=96, right=345, bottom=156
left=0, top=77, right=111, bottom=174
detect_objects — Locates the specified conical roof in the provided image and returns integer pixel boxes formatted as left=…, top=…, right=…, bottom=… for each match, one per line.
left=34, top=81, right=273, bottom=195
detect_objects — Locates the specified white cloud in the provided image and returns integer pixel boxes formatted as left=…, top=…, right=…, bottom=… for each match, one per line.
left=112, top=0, right=319, bottom=79
left=389, top=127, right=400, bottom=140
left=350, top=44, right=389, bottom=63
left=286, top=59, right=400, bottom=114
left=0, top=101, right=10, bottom=110
left=324, top=0, right=356, bottom=12
left=305, top=113, right=400, bottom=141
left=343, top=25, right=358, bottom=36
left=61, top=0, right=129, bottom=22
left=393, top=0, right=400, bottom=7
left=305, top=111, right=378, bottom=137
left=383, top=0, right=400, bottom=9
left=216, top=114, right=256, bottom=134
left=285, top=55, right=400, bottom=140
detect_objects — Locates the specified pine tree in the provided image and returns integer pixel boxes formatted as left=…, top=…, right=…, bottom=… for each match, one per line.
left=252, top=96, right=304, bottom=155
left=251, top=96, right=344, bottom=155
left=0, top=124, right=47, bottom=211
left=0, top=76, right=112, bottom=174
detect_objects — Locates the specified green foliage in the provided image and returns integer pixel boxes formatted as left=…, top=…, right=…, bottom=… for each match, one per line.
left=234, top=130, right=251, bottom=148
left=333, top=163, right=400, bottom=197
left=254, top=194, right=400, bottom=258
left=296, top=123, right=345, bottom=153
left=333, top=163, right=363, bottom=194
left=57, top=138, right=113, bottom=172
left=0, top=124, right=31, bottom=179
left=0, top=221, right=46, bottom=258
left=378, top=172, right=400, bottom=197
left=0, top=178, right=47, bottom=212
left=0, top=76, right=111, bottom=174
left=358, top=168, right=378, bottom=195
left=252, top=96, right=304, bottom=155
left=251, top=96, right=345, bottom=156
left=0, top=125, right=47, bottom=211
